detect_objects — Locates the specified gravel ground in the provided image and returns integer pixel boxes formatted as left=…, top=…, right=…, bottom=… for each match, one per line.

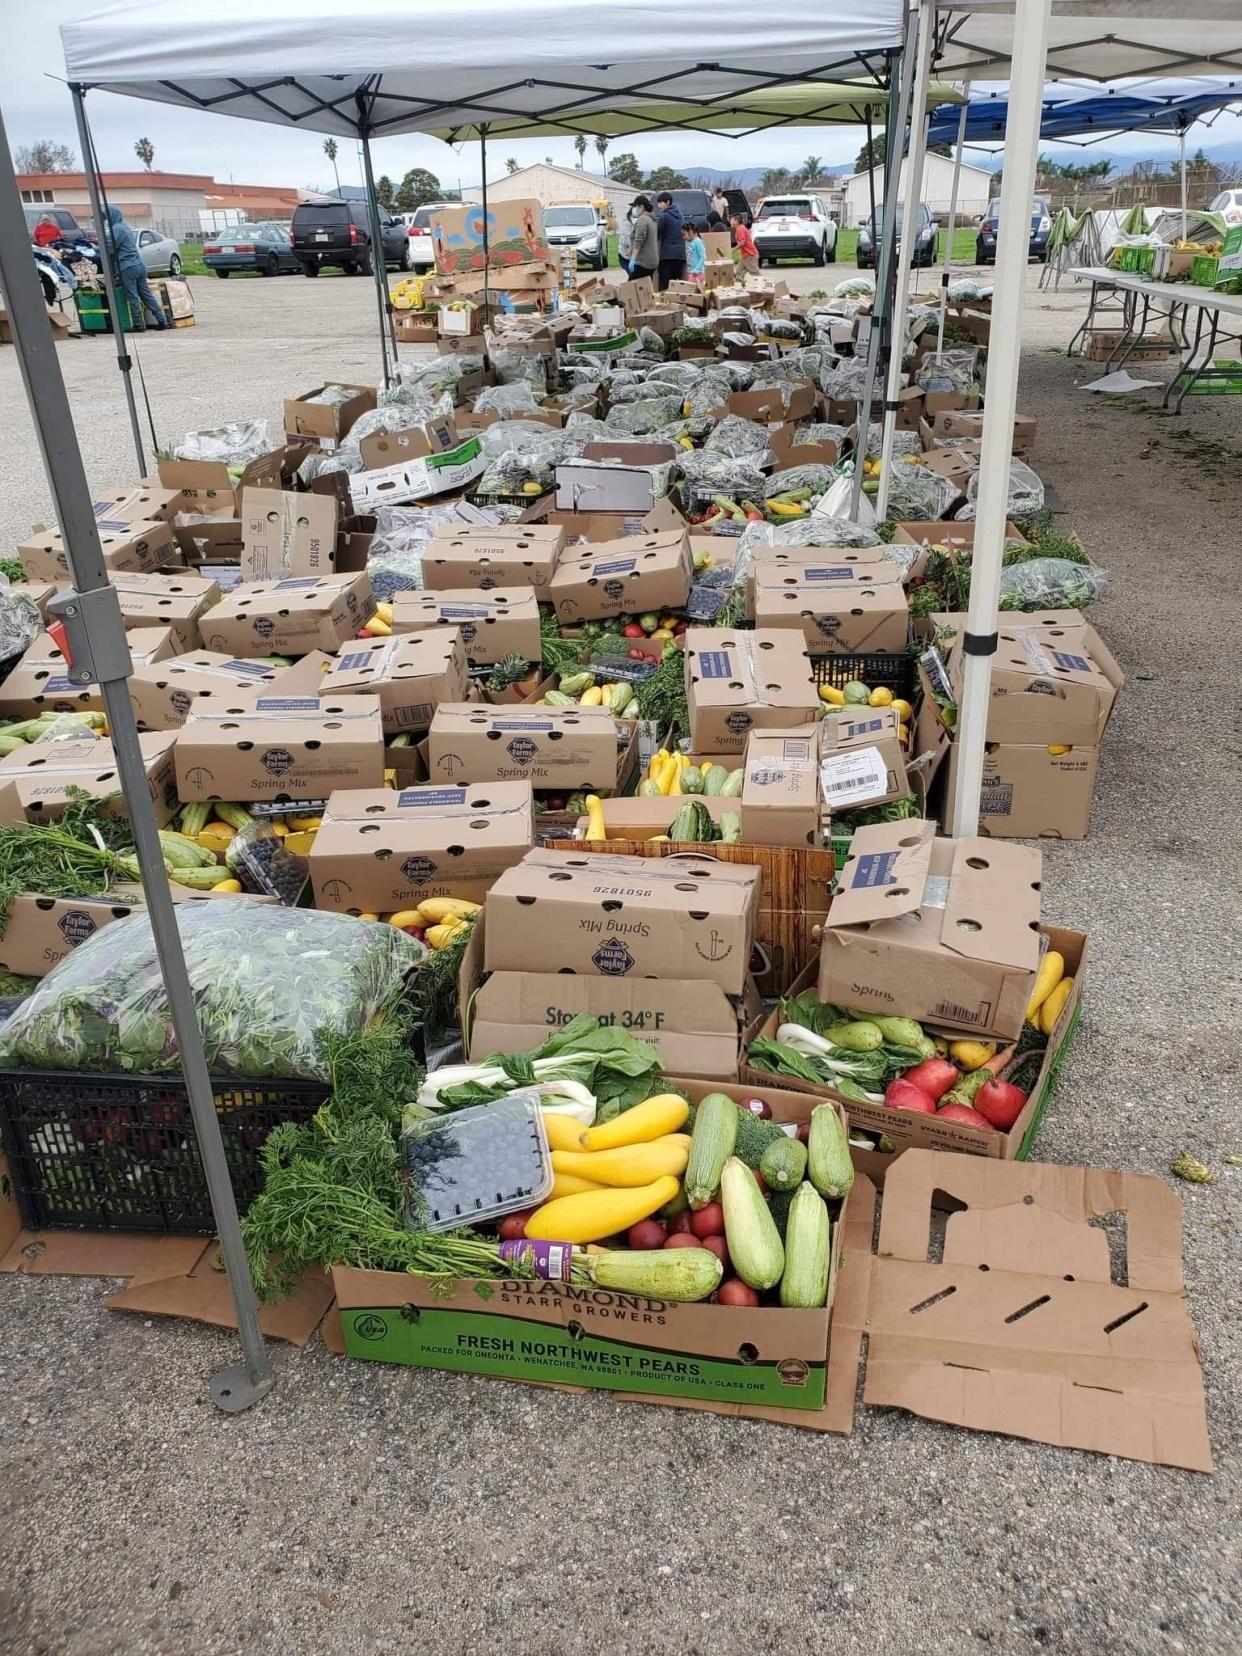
left=0, top=263, right=1239, bottom=1656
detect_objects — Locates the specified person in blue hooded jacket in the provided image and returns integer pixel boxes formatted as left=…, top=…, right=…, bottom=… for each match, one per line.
left=104, top=205, right=168, bottom=332
left=653, top=192, right=686, bottom=291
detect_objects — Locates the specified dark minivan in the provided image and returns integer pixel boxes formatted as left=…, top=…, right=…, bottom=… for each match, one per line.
left=291, top=199, right=412, bottom=277
left=664, top=187, right=752, bottom=230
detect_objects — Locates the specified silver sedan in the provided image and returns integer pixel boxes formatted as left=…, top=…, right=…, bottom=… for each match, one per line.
left=135, top=227, right=183, bottom=277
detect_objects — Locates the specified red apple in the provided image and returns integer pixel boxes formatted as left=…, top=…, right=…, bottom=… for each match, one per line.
left=974, top=1078, right=1028, bottom=1132
left=885, top=1078, right=938, bottom=1114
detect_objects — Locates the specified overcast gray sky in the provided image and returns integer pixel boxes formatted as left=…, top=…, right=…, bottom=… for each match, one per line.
left=3, top=5, right=1238, bottom=190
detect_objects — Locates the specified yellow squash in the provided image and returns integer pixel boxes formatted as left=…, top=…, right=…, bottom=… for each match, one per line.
left=579, top=1094, right=690, bottom=1151
left=541, top=1112, right=589, bottom=1153
left=1038, top=977, right=1074, bottom=1036
left=1024, top=950, right=1065, bottom=1025
left=525, top=1176, right=680, bottom=1244
left=418, top=897, right=481, bottom=923
left=548, top=1170, right=607, bottom=1200
left=551, top=1133, right=691, bottom=1188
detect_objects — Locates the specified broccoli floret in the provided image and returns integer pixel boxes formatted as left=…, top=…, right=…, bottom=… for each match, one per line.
left=732, top=1105, right=787, bottom=1169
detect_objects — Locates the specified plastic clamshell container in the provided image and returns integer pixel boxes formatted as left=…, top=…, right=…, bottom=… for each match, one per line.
left=402, top=1093, right=554, bottom=1232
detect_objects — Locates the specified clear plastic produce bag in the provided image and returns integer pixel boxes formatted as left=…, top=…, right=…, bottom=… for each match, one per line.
left=0, top=903, right=425, bottom=1081
left=0, top=580, right=43, bottom=665
left=731, top=513, right=883, bottom=589
left=883, top=458, right=961, bottom=521
left=763, top=462, right=838, bottom=500
left=295, top=448, right=361, bottom=482
left=834, top=275, right=875, bottom=300
left=302, top=384, right=355, bottom=408
left=865, top=423, right=923, bottom=459
left=915, top=348, right=979, bottom=394
left=676, top=450, right=767, bottom=501
left=956, top=458, right=1045, bottom=522
left=821, top=357, right=874, bottom=403
left=947, top=278, right=991, bottom=304
left=793, top=421, right=849, bottom=450
left=604, top=394, right=684, bottom=435
left=166, top=418, right=274, bottom=466
left=705, top=414, right=773, bottom=458
left=564, top=412, right=611, bottom=440
left=999, top=558, right=1105, bottom=611
left=474, top=381, right=543, bottom=417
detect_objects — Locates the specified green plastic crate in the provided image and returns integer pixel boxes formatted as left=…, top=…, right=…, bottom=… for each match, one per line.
left=1191, top=254, right=1219, bottom=286
left=73, top=289, right=133, bottom=333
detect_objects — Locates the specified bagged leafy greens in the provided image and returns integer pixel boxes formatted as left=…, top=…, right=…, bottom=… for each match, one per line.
left=0, top=903, right=424, bottom=1081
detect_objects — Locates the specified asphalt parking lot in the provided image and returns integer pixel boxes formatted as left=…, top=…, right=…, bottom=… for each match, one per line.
left=0, top=261, right=1239, bottom=1656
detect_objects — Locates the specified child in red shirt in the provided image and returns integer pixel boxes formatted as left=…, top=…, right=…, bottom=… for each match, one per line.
left=731, top=214, right=759, bottom=275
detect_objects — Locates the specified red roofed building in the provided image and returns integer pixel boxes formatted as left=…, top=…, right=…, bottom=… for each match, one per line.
left=18, top=172, right=304, bottom=239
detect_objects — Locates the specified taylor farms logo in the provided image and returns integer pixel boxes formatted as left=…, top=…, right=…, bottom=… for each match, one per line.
left=725, top=710, right=753, bottom=734
left=58, top=911, right=98, bottom=947
left=459, top=621, right=477, bottom=645
left=592, top=937, right=635, bottom=976
left=170, top=690, right=191, bottom=717
left=400, top=855, right=437, bottom=884
left=505, top=736, right=539, bottom=765
left=252, top=616, right=275, bottom=638
left=603, top=579, right=625, bottom=600
left=260, top=747, right=295, bottom=777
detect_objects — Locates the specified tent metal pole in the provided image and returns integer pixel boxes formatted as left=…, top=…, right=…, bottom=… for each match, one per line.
left=1179, top=127, right=1188, bottom=243
left=875, top=0, right=934, bottom=522
left=937, top=96, right=970, bottom=356
left=70, top=85, right=145, bottom=477
left=849, top=28, right=917, bottom=521
left=0, top=106, right=274, bottom=1412
left=950, top=0, right=1052, bottom=838
left=480, top=125, right=491, bottom=315
left=358, top=123, right=395, bottom=387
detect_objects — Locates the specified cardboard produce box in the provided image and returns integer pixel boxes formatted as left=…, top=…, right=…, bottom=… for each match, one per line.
left=0, top=628, right=180, bottom=720
left=0, top=892, right=140, bottom=978
left=548, top=528, right=692, bottom=624
left=683, top=627, right=820, bottom=756
left=740, top=727, right=820, bottom=849
left=127, top=651, right=280, bottom=731
left=923, top=408, right=1036, bottom=454
left=308, top=781, right=533, bottom=913
left=0, top=733, right=178, bottom=828
left=421, top=523, right=565, bottom=593
left=819, top=821, right=1042, bottom=1042
left=459, top=915, right=761, bottom=1080
left=937, top=735, right=1103, bottom=841
left=283, top=384, right=376, bottom=443
left=156, top=447, right=286, bottom=516
left=239, top=488, right=340, bottom=580
left=962, top=620, right=1123, bottom=748
left=391, top=588, right=540, bottom=668
left=427, top=703, right=619, bottom=792
left=351, top=425, right=487, bottom=509
left=554, top=442, right=680, bottom=514
left=110, top=570, right=222, bottom=651
left=200, top=573, right=374, bottom=658
left=485, top=848, right=761, bottom=995
left=818, top=707, right=909, bottom=814
left=752, top=569, right=909, bottom=655
left=333, top=1074, right=847, bottom=1413
left=319, top=630, right=469, bottom=736
left=746, top=925, right=1086, bottom=1178
left=8, top=582, right=57, bottom=622
left=17, top=519, right=174, bottom=585
left=90, top=484, right=184, bottom=526
left=173, top=695, right=384, bottom=803
left=430, top=198, right=549, bottom=276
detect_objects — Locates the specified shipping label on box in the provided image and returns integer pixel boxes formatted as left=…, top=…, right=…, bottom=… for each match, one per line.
left=391, top=588, right=540, bottom=668
left=818, top=707, right=908, bottom=813
left=110, top=570, right=222, bottom=651
left=17, top=520, right=174, bottom=585
left=683, top=627, right=820, bottom=756
left=428, top=703, right=618, bottom=790
left=200, top=573, right=374, bottom=658
left=319, top=630, right=470, bottom=735
left=549, top=529, right=691, bottom=623
left=485, top=848, right=761, bottom=994
left=240, top=488, right=340, bottom=580
left=820, top=821, right=1042, bottom=1041
left=0, top=733, right=178, bottom=829
left=741, top=728, right=820, bottom=849
left=422, top=523, right=565, bottom=592
left=173, top=695, right=384, bottom=802
left=127, top=650, right=280, bottom=731
left=309, top=780, right=533, bottom=912
left=753, top=572, right=909, bottom=654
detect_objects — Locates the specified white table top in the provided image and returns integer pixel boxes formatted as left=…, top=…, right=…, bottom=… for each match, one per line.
left=1071, top=264, right=1242, bottom=320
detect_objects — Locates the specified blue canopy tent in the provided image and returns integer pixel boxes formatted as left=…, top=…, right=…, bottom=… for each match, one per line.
left=925, top=77, right=1242, bottom=147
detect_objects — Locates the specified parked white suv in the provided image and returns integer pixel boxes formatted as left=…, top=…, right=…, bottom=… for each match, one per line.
left=542, top=204, right=608, bottom=270
left=752, top=195, right=838, bottom=266
left=402, top=202, right=457, bottom=273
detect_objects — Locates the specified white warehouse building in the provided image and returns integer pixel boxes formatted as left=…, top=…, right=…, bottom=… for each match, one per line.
left=841, top=153, right=994, bottom=226
left=462, top=162, right=639, bottom=226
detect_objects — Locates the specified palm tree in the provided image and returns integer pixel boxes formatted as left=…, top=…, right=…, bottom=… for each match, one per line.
left=505, top=157, right=519, bottom=174
left=594, top=135, right=610, bottom=173
left=574, top=135, right=588, bottom=169
left=323, top=136, right=341, bottom=194
left=800, top=154, right=824, bottom=186
left=760, top=167, right=790, bottom=196
left=134, top=137, right=155, bottom=172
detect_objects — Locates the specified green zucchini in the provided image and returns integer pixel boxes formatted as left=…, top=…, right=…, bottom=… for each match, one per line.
left=684, top=1092, right=738, bottom=1209
left=703, top=763, right=730, bottom=796
left=177, top=802, right=212, bottom=837
left=719, top=810, right=742, bottom=844
left=679, top=764, right=705, bottom=795
left=759, top=1135, right=808, bottom=1192
left=779, top=1182, right=831, bottom=1308
left=668, top=802, right=700, bottom=843
left=826, top=1019, right=884, bottom=1052
left=638, top=779, right=663, bottom=798
left=721, top=1157, right=785, bottom=1290
left=807, top=1104, right=854, bottom=1200
left=591, top=1247, right=721, bottom=1302
left=720, top=766, right=744, bottom=798
left=212, top=803, right=254, bottom=834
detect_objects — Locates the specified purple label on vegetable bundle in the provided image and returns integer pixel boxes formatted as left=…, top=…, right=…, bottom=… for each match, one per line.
left=499, top=1239, right=576, bottom=1280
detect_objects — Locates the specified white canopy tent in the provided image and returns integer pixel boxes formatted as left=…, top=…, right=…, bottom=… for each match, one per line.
left=0, top=0, right=1199, bottom=1406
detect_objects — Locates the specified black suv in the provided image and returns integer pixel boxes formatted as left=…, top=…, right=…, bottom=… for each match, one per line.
left=291, top=199, right=412, bottom=277
left=664, top=187, right=752, bottom=230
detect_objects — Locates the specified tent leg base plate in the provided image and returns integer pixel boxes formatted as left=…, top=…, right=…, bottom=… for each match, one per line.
left=210, top=1364, right=275, bottom=1414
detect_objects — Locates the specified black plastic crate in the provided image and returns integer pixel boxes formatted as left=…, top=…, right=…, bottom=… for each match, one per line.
left=0, top=1069, right=328, bottom=1234
left=812, top=650, right=916, bottom=700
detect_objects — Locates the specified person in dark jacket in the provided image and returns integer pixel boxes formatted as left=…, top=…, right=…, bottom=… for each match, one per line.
left=626, top=196, right=659, bottom=279
left=104, top=204, right=168, bottom=332
left=653, top=193, right=687, bottom=290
